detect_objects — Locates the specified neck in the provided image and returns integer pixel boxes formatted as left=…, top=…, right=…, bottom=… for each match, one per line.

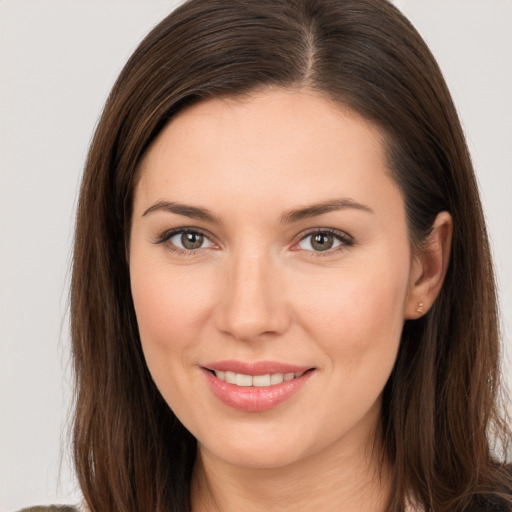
left=191, top=424, right=392, bottom=512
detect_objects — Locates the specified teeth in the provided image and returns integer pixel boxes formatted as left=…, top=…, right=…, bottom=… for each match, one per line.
left=235, top=373, right=253, bottom=387
left=270, top=373, right=284, bottom=385
left=213, top=370, right=305, bottom=387
left=253, top=374, right=271, bottom=387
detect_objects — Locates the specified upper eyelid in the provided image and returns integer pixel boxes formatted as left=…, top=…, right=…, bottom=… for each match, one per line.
left=295, top=227, right=353, bottom=242
left=155, top=226, right=217, bottom=246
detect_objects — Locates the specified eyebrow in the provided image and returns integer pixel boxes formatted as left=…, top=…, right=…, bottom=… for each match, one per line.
left=141, top=197, right=373, bottom=224
left=279, top=198, right=373, bottom=224
left=142, top=200, right=220, bottom=223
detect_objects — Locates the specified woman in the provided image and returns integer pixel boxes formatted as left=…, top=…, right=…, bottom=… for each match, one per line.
left=24, top=0, right=511, bottom=510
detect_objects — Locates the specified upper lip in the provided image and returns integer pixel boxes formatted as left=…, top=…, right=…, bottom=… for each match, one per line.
left=202, top=360, right=313, bottom=376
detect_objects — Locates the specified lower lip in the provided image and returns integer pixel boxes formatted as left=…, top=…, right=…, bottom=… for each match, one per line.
left=202, top=369, right=314, bottom=412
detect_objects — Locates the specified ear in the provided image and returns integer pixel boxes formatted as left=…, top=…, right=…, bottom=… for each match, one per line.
left=405, top=211, right=453, bottom=319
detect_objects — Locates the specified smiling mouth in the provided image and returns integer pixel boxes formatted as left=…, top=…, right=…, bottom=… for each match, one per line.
left=203, top=366, right=315, bottom=411
left=210, top=370, right=308, bottom=387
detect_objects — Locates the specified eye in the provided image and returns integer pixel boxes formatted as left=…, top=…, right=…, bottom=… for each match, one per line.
left=296, top=230, right=352, bottom=253
left=171, top=231, right=211, bottom=250
left=157, top=228, right=215, bottom=252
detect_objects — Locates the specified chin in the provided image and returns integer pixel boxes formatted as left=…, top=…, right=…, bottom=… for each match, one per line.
left=204, top=438, right=308, bottom=470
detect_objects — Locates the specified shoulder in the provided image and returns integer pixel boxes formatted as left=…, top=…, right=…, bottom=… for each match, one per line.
left=467, top=490, right=512, bottom=511
left=467, top=464, right=512, bottom=512
left=17, top=506, right=79, bottom=512
left=467, top=500, right=510, bottom=512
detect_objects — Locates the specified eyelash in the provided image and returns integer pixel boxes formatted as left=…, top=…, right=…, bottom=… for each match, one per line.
left=154, top=227, right=216, bottom=257
left=293, top=228, right=354, bottom=257
left=154, top=227, right=354, bottom=257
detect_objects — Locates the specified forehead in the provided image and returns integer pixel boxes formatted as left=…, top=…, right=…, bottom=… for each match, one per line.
left=134, top=88, right=401, bottom=220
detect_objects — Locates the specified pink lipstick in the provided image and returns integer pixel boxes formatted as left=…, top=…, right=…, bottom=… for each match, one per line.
left=201, top=360, right=314, bottom=412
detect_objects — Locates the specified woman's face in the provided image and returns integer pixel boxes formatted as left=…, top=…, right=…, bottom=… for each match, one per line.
left=129, top=89, right=418, bottom=469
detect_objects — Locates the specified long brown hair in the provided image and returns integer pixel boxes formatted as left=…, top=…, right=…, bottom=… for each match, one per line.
left=71, top=0, right=511, bottom=510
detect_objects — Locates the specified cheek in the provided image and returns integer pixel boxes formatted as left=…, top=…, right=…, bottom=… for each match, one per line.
left=295, top=256, right=409, bottom=370
left=129, top=259, right=217, bottom=370
left=129, top=258, right=225, bottom=428
left=290, top=258, right=409, bottom=439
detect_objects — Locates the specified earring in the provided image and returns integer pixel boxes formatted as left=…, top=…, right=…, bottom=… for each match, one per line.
left=416, top=302, right=424, bottom=314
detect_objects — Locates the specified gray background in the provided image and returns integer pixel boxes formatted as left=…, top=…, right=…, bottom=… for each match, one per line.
left=1, top=1, right=511, bottom=510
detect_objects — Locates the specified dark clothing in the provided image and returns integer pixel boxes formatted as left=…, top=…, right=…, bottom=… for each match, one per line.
left=17, top=507, right=78, bottom=512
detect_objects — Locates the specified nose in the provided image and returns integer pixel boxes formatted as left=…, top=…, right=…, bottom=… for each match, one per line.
left=214, top=249, right=291, bottom=342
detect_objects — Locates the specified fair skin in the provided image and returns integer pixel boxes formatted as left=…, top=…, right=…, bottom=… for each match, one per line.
left=129, top=88, right=452, bottom=512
